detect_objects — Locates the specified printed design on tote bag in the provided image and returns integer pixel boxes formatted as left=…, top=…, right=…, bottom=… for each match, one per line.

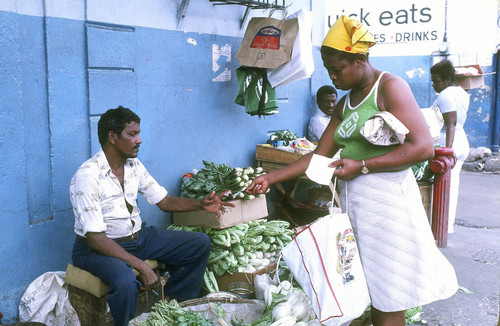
left=336, top=228, right=357, bottom=284
left=337, top=111, right=359, bottom=138
left=251, top=26, right=281, bottom=50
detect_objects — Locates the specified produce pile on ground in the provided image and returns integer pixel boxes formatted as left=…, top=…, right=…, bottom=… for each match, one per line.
left=252, top=280, right=320, bottom=326
left=167, top=219, right=295, bottom=293
left=180, top=161, right=267, bottom=201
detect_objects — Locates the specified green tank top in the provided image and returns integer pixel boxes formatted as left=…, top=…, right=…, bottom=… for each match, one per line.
left=334, top=72, right=397, bottom=160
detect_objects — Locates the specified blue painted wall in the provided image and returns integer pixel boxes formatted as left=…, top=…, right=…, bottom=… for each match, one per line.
left=0, top=11, right=314, bottom=322
left=0, top=8, right=496, bottom=323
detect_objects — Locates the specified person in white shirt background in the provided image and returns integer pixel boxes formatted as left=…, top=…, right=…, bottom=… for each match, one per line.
left=307, top=85, right=338, bottom=142
left=430, top=60, right=470, bottom=233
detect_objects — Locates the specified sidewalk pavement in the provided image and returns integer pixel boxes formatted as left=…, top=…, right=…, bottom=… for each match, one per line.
left=415, top=170, right=500, bottom=326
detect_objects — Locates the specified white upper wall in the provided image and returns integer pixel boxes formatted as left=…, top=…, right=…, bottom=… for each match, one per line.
left=2, top=0, right=498, bottom=65
left=2, top=0, right=315, bottom=38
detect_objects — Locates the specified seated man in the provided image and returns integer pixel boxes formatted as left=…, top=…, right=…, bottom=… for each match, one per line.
left=70, top=106, right=233, bottom=326
left=307, top=85, right=338, bottom=142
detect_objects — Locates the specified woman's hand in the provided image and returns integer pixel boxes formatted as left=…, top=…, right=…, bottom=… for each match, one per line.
left=246, top=174, right=271, bottom=195
left=201, top=191, right=235, bottom=218
left=330, top=158, right=362, bottom=181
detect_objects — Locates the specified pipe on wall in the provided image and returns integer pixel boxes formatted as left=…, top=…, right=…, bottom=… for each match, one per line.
left=492, top=49, right=500, bottom=153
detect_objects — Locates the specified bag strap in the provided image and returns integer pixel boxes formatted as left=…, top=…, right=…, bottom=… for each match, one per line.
left=328, top=177, right=347, bottom=212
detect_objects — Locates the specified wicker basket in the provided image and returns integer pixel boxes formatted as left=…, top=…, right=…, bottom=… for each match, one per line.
left=178, top=292, right=265, bottom=325
left=179, top=292, right=256, bottom=308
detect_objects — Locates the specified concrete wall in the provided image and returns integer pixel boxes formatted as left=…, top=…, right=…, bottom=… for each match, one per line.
left=0, top=0, right=497, bottom=322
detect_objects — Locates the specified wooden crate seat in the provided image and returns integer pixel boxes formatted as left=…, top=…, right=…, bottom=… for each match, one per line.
left=65, top=260, right=158, bottom=297
left=66, top=260, right=160, bottom=326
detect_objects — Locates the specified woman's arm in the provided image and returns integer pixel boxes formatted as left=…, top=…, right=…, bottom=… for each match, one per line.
left=332, top=74, right=434, bottom=180
left=247, top=98, right=344, bottom=194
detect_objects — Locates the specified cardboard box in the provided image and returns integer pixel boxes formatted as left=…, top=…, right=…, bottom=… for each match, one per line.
left=454, top=65, right=484, bottom=90
left=172, top=195, right=268, bottom=229
left=216, top=263, right=277, bottom=292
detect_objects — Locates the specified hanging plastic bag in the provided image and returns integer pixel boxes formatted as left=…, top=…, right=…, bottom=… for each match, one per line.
left=19, top=272, right=80, bottom=326
left=267, top=9, right=315, bottom=87
left=237, top=10, right=299, bottom=69
left=234, top=66, right=279, bottom=117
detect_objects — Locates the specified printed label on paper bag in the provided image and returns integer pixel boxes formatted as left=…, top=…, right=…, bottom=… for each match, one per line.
left=251, top=26, right=281, bottom=50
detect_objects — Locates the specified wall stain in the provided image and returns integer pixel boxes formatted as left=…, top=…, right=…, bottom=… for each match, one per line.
left=405, top=68, right=426, bottom=79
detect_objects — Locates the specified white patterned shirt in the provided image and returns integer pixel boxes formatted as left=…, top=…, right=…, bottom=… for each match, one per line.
left=70, top=149, right=167, bottom=239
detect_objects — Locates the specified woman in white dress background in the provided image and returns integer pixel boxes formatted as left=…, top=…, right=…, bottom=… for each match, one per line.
left=431, top=60, right=470, bottom=233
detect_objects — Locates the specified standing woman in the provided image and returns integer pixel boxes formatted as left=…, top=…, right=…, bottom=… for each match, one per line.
left=247, top=16, right=458, bottom=326
left=431, top=60, right=470, bottom=233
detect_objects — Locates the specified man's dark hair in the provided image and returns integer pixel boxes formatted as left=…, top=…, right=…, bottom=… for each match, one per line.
left=97, top=106, right=140, bottom=145
left=320, top=46, right=369, bottom=64
left=316, top=85, right=337, bottom=101
left=431, top=60, right=455, bottom=83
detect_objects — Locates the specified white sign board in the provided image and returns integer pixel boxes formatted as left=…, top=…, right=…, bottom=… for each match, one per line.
left=325, top=0, right=446, bottom=57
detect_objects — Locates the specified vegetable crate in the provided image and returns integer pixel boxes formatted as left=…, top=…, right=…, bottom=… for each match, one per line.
left=172, top=195, right=268, bottom=229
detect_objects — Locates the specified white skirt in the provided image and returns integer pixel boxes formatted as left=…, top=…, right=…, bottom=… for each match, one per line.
left=345, top=169, right=458, bottom=312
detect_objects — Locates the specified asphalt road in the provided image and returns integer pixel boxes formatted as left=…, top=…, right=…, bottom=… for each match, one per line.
left=415, top=171, right=500, bottom=326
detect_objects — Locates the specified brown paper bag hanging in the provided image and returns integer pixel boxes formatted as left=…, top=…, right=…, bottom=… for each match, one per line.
left=237, top=10, right=299, bottom=69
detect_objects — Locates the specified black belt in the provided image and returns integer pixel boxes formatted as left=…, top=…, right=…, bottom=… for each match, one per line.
left=77, top=229, right=141, bottom=243
left=114, top=229, right=141, bottom=242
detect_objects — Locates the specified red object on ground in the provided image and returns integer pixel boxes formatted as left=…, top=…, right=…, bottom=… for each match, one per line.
left=430, top=147, right=455, bottom=247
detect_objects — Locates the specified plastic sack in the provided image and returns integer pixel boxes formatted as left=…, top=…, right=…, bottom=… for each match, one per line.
left=253, top=273, right=276, bottom=301
left=19, top=272, right=80, bottom=326
left=420, top=106, right=444, bottom=143
left=360, top=111, right=409, bottom=146
left=267, top=8, right=314, bottom=87
left=292, top=137, right=316, bottom=154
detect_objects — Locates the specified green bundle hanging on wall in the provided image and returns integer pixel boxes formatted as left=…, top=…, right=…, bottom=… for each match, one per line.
left=234, top=66, right=279, bottom=117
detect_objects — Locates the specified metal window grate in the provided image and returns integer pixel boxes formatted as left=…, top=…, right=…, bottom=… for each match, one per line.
left=209, top=0, right=286, bottom=10
left=209, top=0, right=287, bottom=28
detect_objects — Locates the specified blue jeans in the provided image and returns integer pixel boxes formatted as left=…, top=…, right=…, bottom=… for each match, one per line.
left=72, top=226, right=211, bottom=326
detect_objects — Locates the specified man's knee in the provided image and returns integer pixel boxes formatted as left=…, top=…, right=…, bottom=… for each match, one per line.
left=195, top=232, right=211, bottom=253
left=110, top=269, right=139, bottom=294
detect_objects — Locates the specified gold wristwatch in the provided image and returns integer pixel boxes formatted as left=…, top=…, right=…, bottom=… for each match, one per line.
left=361, top=160, right=369, bottom=174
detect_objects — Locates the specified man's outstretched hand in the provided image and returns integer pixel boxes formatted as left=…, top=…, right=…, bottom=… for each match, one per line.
left=202, top=191, right=235, bottom=218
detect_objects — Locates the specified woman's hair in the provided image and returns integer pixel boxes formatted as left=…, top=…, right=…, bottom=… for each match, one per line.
left=430, top=60, right=455, bottom=83
left=320, top=46, right=369, bottom=64
left=97, top=106, right=140, bottom=145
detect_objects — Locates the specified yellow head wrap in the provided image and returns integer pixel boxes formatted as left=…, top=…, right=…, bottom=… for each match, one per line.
left=322, top=15, right=376, bottom=54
